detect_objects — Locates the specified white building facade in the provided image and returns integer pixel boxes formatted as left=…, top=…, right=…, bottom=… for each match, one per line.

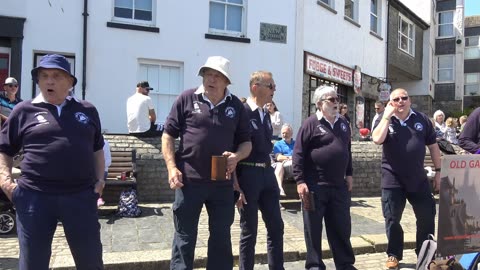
left=1, top=0, right=390, bottom=134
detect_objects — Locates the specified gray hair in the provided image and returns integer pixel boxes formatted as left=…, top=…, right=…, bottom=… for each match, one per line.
left=281, top=123, right=292, bottom=132
left=313, top=85, right=337, bottom=104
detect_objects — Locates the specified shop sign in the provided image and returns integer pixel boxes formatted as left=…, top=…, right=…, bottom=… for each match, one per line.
left=379, top=90, right=390, bottom=102
left=305, top=53, right=353, bottom=86
left=353, top=65, right=362, bottom=94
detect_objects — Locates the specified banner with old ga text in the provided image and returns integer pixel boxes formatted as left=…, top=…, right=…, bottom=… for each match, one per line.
left=437, top=155, right=480, bottom=256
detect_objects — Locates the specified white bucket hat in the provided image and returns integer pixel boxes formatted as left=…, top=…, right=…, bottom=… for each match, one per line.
left=197, top=56, right=232, bottom=84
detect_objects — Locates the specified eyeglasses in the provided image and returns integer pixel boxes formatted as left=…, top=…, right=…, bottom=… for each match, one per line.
left=391, top=96, right=409, bottom=103
left=255, top=83, right=275, bottom=89
left=374, top=107, right=381, bottom=110
left=6, top=84, right=18, bottom=88
left=321, top=97, right=339, bottom=103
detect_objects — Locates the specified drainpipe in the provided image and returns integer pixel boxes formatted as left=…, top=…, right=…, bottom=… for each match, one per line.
left=82, top=0, right=88, bottom=100
left=385, top=0, right=390, bottom=87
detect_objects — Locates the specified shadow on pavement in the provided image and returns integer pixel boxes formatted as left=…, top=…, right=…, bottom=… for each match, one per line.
left=0, top=257, right=19, bottom=269
left=351, top=199, right=376, bottom=208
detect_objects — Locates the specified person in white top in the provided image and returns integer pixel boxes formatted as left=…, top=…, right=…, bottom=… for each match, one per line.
left=265, top=101, right=283, bottom=140
left=126, top=81, right=163, bottom=137
left=97, top=136, right=112, bottom=207
left=433, top=110, right=446, bottom=139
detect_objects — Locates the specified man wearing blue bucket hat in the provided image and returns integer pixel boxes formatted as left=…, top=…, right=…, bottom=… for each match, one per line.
left=0, top=54, right=105, bottom=269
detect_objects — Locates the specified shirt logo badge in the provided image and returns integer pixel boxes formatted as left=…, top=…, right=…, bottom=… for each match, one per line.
left=340, top=123, right=347, bottom=132
left=192, top=101, right=202, bottom=114
left=36, top=115, right=48, bottom=124
left=225, top=107, right=236, bottom=119
left=75, top=112, right=89, bottom=124
left=250, top=119, right=259, bottom=130
left=414, top=122, right=424, bottom=131
left=316, top=124, right=327, bottom=135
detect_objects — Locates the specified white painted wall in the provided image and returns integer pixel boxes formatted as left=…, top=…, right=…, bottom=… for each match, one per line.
left=0, top=0, right=298, bottom=133
left=303, top=1, right=387, bottom=80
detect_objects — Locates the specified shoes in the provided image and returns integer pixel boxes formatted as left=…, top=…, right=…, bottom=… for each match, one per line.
left=385, top=256, right=399, bottom=269
left=97, top=198, right=105, bottom=207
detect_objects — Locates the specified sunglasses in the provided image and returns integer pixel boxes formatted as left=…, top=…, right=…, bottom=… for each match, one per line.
left=391, top=96, right=409, bottom=102
left=255, top=83, right=275, bottom=89
left=322, top=97, right=339, bottom=103
left=6, top=84, right=18, bottom=88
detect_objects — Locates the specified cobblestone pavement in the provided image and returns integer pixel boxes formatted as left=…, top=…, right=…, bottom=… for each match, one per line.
left=223, top=249, right=418, bottom=270
left=0, top=197, right=430, bottom=269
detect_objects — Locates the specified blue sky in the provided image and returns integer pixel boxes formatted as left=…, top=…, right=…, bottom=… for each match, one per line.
left=465, top=0, right=480, bottom=16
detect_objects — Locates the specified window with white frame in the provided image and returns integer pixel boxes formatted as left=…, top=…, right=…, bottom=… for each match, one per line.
left=114, top=0, right=154, bottom=25
left=465, top=36, right=480, bottom=59
left=209, top=0, right=246, bottom=37
left=438, top=11, right=454, bottom=37
left=138, top=62, right=183, bottom=124
left=370, top=0, right=381, bottom=34
left=465, top=73, right=480, bottom=96
left=398, top=16, right=415, bottom=56
left=437, top=55, right=454, bottom=82
left=345, top=0, right=357, bottom=21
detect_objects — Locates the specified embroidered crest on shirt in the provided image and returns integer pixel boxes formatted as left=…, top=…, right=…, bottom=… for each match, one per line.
left=340, top=123, right=347, bottom=132
left=316, top=124, right=327, bottom=135
left=414, top=122, right=423, bottom=131
left=75, top=112, right=89, bottom=124
left=388, top=124, right=395, bottom=134
left=192, top=101, right=202, bottom=114
left=225, top=106, right=236, bottom=119
left=250, top=119, right=259, bottom=130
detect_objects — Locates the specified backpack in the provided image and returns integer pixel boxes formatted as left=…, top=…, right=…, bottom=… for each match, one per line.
left=427, top=258, right=463, bottom=270
left=417, top=234, right=437, bottom=270
left=116, top=189, right=141, bottom=217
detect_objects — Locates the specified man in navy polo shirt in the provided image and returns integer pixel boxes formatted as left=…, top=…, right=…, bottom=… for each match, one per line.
left=0, top=54, right=105, bottom=270
left=293, top=85, right=356, bottom=270
left=236, top=71, right=284, bottom=270
left=372, top=88, right=441, bottom=270
left=162, top=56, right=251, bottom=270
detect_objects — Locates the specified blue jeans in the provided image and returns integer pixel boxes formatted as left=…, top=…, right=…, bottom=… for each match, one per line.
left=170, top=181, right=234, bottom=270
left=381, top=188, right=436, bottom=260
left=13, top=186, right=103, bottom=270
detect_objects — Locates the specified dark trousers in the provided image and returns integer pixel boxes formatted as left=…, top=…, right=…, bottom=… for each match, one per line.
left=303, top=184, right=356, bottom=270
left=170, top=182, right=234, bottom=270
left=238, top=166, right=284, bottom=270
left=13, top=186, right=103, bottom=270
left=381, top=188, right=436, bottom=260
left=130, top=123, right=164, bottom=138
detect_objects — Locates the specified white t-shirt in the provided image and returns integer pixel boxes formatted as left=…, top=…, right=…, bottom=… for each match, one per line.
left=126, top=92, right=154, bottom=133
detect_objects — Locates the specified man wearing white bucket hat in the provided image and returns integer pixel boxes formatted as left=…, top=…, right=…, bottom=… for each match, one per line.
left=162, top=56, right=251, bottom=270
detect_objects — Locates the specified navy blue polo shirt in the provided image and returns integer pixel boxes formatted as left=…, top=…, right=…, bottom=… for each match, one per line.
left=242, top=99, right=273, bottom=164
left=458, top=107, right=480, bottom=154
left=164, top=87, right=250, bottom=182
left=380, top=110, right=436, bottom=192
left=292, top=112, right=352, bottom=186
left=0, top=97, right=104, bottom=193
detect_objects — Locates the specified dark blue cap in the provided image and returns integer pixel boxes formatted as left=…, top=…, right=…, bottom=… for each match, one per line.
left=31, top=54, right=77, bottom=86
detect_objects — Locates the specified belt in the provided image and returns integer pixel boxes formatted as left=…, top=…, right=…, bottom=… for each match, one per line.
left=239, top=161, right=271, bottom=168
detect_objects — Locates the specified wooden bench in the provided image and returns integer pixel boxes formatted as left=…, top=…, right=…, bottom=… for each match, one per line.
left=102, top=149, right=138, bottom=205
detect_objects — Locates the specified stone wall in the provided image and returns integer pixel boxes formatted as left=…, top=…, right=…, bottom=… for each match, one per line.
left=105, top=135, right=383, bottom=202
left=350, top=142, right=382, bottom=197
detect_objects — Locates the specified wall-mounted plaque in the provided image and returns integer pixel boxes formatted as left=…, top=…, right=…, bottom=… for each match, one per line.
left=260, top=23, right=287, bottom=44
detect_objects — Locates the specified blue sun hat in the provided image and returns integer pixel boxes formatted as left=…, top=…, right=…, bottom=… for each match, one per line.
left=31, top=54, right=77, bottom=86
